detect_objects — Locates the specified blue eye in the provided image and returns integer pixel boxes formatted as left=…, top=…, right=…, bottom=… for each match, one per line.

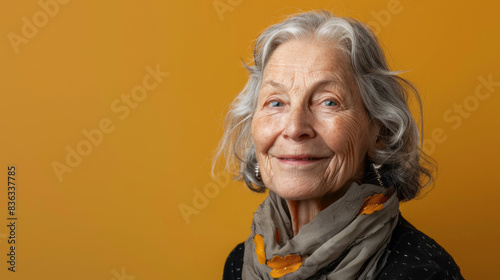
left=270, top=101, right=284, bottom=107
left=324, top=100, right=337, bottom=106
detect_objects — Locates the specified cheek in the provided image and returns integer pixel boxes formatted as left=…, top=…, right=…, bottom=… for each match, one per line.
left=322, top=115, right=371, bottom=158
left=251, top=114, right=283, bottom=154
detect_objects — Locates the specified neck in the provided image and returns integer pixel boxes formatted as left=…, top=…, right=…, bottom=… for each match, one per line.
left=286, top=199, right=323, bottom=235
left=285, top=186, right=349, bottom=236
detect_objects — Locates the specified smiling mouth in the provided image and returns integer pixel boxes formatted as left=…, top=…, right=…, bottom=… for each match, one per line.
left=276, top=155, right=327, bottom=165
left=279, top=157, right=319, bottom=161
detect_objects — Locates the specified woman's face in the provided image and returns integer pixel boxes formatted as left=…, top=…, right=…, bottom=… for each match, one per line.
left=251, top=39, right=377, bottom=202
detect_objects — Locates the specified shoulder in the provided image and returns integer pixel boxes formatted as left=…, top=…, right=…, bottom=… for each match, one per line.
left=376, top=215, right=464, bottom=280
left=223, top=242, right=245, bottom=280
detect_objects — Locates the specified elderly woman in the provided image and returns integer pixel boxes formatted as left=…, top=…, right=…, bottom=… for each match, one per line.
left=217, top=10, right=463, bottom=280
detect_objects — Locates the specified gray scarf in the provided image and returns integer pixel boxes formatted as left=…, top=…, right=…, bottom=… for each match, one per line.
left=242, top=182, right=399, bottom=280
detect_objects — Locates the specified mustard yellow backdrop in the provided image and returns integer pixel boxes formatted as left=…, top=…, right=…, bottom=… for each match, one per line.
left=0, top=0, right=498, bottom=279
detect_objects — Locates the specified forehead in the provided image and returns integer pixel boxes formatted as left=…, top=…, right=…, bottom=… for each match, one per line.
left=262, top=39, right=352, bottom=84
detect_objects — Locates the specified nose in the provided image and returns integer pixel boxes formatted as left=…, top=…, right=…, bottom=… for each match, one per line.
left=282, top=106, right=315, bottom=141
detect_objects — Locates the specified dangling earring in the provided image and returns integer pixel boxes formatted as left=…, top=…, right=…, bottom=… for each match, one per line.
left=255, top=163, right=261, bottom=180
left=372, top=163, right=384, bottom=188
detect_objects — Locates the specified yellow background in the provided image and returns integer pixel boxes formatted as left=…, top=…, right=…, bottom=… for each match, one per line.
left=0, top=0, right=498, bottom=279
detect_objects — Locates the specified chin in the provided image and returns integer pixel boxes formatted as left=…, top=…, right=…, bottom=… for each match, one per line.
left=268, top=178, right=324, bottom=201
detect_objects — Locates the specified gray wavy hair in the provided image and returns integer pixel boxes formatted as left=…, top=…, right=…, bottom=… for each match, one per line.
left=213, top=10, right=435, bottom=201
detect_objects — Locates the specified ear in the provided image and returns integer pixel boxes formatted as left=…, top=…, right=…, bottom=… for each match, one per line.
left=368, top=118, right=385, bottom=158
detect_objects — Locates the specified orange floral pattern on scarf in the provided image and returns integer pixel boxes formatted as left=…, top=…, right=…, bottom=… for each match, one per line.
left=358, top=193, right=389, bottom=216
left=254, top=233, right=303, bottom=278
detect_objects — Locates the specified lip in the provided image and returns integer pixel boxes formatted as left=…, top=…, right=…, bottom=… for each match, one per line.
left=276, top=154, right=328, bottom=166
